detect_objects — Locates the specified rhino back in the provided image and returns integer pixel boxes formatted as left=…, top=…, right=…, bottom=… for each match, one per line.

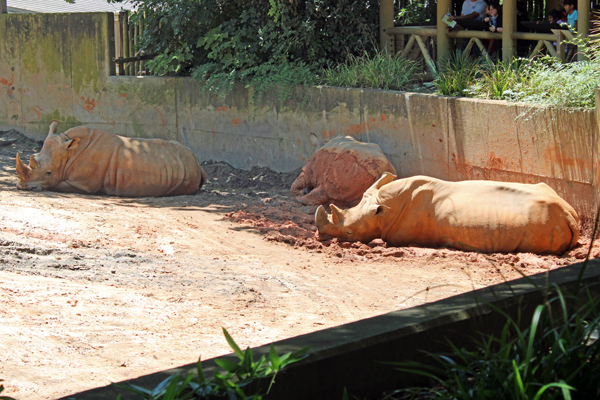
left=61, top=128, right=202, bottom=197
left=378, top=177, right=578, bottom=254
left=305, top=138, right=396, bottom=207
left=105, top=137, right=202, bottom=197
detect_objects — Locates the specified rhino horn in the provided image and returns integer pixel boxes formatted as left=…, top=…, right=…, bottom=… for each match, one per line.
left=29, top=155, right=40, bottom=169
left=15, top=153, right=31, bottom=179
left=330, top=204, right=344, bottom=225
left=48, top=120, right=60, bottom=135
left=315, top=205, right=330, bottom=231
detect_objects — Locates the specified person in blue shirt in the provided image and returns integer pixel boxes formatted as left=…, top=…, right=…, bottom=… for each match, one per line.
left=564, top=0, right=578, bottom=30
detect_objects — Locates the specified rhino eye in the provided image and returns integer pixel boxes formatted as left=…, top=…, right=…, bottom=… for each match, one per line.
left=346, top=230, right=353, bottom=236
left=45, top=171, right=52, bottom=177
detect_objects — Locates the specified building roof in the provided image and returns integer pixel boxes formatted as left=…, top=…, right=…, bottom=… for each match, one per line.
left=7, top=0, right=134, bottom=13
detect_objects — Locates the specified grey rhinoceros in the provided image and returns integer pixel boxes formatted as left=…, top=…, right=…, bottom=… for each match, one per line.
left=291, top=134, right=397, bottom=208
left=16, top=121, right=206, bottom=197
left=316, top=173, right=579, bottom=255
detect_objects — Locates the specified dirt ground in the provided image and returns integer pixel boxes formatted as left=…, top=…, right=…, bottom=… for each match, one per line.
left=0, top=129, right=598, bottom=400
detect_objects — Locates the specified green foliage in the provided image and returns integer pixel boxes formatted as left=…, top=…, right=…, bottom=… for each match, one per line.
left=509, top=58, right=600, bottom=109
left=106, top=0, right=379, bottom=101
left=321, top=52, right=418, bottom=91
left=465, top=59, right=528, bottom=100
left=431, top=28, right=600, bottom=108
left=115, top=328, right=309, bottom=400
left=429, top=51, right=484, bottom=97
left=396, top=0, right=435, bottom=25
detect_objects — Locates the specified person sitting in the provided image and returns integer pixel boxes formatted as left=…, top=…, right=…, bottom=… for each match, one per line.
left=483, top=2, right=502, bottom=54
left=547, top=9, right=565, bottom=24
left=484, top=2, right=502, bottom=33
left=447, top=0, right=488, bottom=24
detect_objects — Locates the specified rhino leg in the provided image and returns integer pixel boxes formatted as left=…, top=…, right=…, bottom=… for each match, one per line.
left=295, top=185, right=330, bottom=206
left=290, top=171, right=311, bottom=197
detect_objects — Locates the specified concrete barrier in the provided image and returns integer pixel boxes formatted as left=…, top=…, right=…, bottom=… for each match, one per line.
left=1, top=12, right=599, bottom=220
left=61, top=259, right=600, bottom=400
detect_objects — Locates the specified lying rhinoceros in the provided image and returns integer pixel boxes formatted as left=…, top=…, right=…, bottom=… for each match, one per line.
left=16, top=121, right=206, bottom=197
left=316, top=173, right=579, bottom=255
left=291, top=134, right=397, bottom=208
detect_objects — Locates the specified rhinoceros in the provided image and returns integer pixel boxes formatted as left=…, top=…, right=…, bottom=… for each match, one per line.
left=15, top=121, right=206, bottom=197
left=316, top=173, right=579, bottom=255
left=291, top=134, right=397, bottom=208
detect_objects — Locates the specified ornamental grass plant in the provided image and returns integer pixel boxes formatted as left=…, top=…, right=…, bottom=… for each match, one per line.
left=321, top=51, right=418, bottom=91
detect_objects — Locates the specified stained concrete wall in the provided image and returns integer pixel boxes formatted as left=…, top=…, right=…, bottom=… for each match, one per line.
left=1, top=12, right=599, bottom=220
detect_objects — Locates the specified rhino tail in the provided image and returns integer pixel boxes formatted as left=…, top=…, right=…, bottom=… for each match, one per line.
left=567, top=208, right=580, bottom=251
left=196, top=163, right=207, bottom=192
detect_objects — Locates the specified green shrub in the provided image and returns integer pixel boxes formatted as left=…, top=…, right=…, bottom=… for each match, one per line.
left=115, top=328, right=309, bottom=400
left=510, top=58, right=600, bottom=109
left=321, top=52, right=418, bottom=91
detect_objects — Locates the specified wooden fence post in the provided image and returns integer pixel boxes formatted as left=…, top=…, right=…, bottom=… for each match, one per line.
left=502, top=0, right=517, bottom=61
left=437, top=0, right=451, bottom=63
left=380, top=0, right=395, bottom=53
left=122, top=12, right=130, bottom=75
left=1, top=0, right=7, bottom=14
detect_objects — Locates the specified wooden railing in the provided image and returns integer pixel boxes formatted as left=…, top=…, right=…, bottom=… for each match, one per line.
left=113, top=11, right=153, bottom=76
left=386, top=25, right=587, bottom=65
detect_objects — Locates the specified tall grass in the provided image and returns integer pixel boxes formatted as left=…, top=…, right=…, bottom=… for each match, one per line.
left=466, top=59, right=528, bottom=100
left=389, top=285, right=600, bottom=400
left=321, top=52, right=418, bottom=91
left=429, top=51, right=484, bottom=97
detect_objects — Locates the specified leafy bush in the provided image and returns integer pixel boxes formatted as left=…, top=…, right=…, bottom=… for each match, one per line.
left=321, top=52, right=418, bottom=91
left=110, top=0, right=380, bottom=99
left=115, top=328, right=309, bottom=400
left=396, top=0, right=435, bottom=25
left=509, top=58, right=600, bottom=109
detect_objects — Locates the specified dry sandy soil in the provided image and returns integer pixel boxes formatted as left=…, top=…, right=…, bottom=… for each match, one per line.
left=0, top=129, right=598, bottom=400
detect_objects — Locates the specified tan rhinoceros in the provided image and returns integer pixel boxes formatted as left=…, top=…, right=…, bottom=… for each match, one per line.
left=16, top=121, right=206, bottom=197
left=316, top=173, right=579, bottom=255
left=291, top=134, right=397, bottom=208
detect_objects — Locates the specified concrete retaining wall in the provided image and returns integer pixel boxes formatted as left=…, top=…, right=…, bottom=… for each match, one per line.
left=1, top=12, right=599, bottom=220
left=64, top=259, right=600, bottom=400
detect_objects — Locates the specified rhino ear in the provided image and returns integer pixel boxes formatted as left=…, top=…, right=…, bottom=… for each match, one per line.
left=61, top=136, right=80, bottom=151
left=375, top=173, right=396, bottom=189
left=365, top=173, right=396, bottom=195
left=309, top=133, right=323, bottom=148
left=48, top=120, right=60, bottom=136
